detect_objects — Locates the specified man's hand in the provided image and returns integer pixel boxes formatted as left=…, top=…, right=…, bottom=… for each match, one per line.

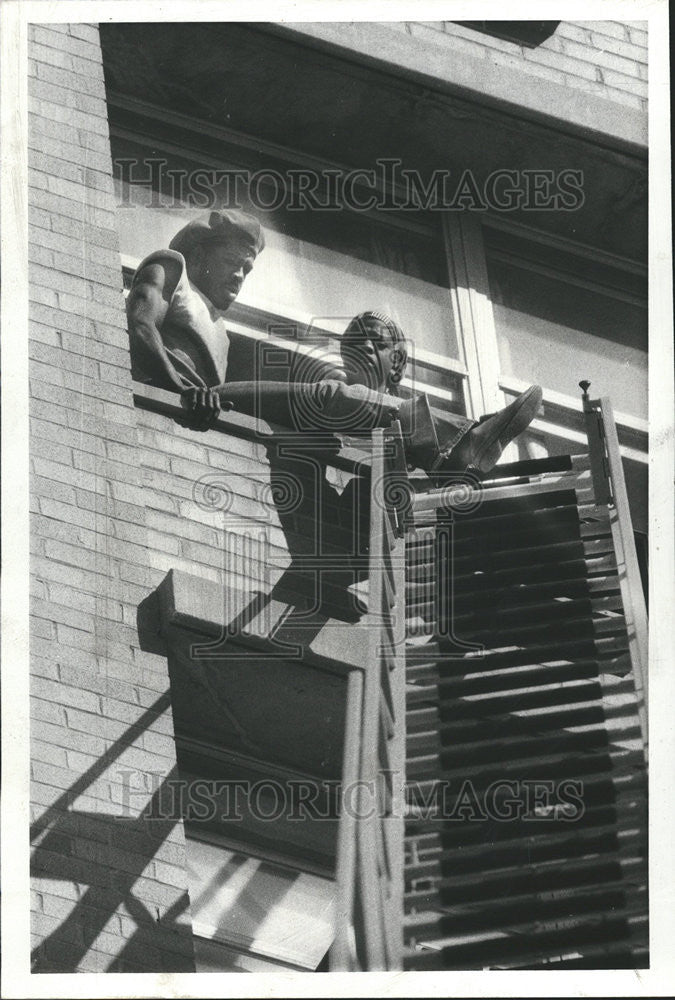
left=180, top=387, right=232, bottom=431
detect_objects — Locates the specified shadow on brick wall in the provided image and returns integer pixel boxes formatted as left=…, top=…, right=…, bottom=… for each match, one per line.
left=30, top=693, right=196, bottom=973
left=264, top=439, right=371, bottom=623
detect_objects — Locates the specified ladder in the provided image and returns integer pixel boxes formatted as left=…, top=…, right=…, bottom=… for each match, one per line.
left=403, top=390, right=648, bottom=969
left=329, top=388, right=648, bottom=970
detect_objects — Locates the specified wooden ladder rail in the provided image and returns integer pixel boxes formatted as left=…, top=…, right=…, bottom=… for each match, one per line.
left=580, top=382, right=649, bottom=755
left=330, top=425, right=407, bottom=971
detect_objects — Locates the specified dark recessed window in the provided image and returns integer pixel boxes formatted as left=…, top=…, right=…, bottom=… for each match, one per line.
left=454, top=21, right=560, bottom=48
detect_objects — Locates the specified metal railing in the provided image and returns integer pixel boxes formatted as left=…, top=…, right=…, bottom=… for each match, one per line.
left=330, top=425, right=408, bottom=971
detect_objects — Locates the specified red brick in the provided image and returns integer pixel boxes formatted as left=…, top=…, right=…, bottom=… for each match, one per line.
left=31, top=596, right=96, bottom=633
left=31, top=677, right=101, bottom=715
left=31, top=653, right=65, bottom=682
left=29, top=186, right=116, bottom=228
left=29, top=39, right=103, bottom=76
left=68, top=24, right=101, bottom=44
left=31, top=697, right=67, bottom=726
left=31, top=512, right=98, bottom=552
left=32, top=739, right=69, bottom=769
left=33, top=717, right=107, bottom=757
left=34, top=58, right=106, bottom=96
left=29, top=76, right=108, bottom=117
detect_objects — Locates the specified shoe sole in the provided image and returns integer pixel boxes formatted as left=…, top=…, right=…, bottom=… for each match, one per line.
left=471, top=385, right=543, bottom=473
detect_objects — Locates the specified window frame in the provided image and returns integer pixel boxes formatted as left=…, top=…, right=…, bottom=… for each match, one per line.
left=113, top=102, right=648, bottom=467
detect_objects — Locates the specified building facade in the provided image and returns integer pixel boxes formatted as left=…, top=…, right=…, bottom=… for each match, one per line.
left=27, top=19, right=648, bottom=974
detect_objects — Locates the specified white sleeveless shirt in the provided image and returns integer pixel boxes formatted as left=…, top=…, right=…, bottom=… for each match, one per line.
left=131, top=248, right=230, bottom=388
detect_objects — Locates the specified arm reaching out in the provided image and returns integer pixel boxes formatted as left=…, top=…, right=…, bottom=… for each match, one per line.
left=126, top=257, right=190, bottom=393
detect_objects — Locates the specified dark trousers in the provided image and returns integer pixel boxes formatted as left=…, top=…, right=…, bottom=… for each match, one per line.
left=216, top=379, right=474, bottom=452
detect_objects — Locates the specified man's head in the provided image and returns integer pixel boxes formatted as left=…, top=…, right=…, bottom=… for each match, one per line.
left=340, top=311, right=408, bottom=394
left=170, top=209, right=265, bottom=311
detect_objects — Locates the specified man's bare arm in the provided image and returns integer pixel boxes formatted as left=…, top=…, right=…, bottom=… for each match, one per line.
left=126, top=258, right=186, bottom=392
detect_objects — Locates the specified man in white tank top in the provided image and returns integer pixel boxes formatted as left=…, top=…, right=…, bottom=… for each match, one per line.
left=126, top=210, right=541, bottom=475
left=128, top=209, right=261, bottom=391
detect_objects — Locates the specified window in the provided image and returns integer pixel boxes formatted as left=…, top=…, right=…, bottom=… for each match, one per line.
left=487, top=256, right=647, bottom=420
left=112, top=128, right=469, bottom=419
left=482, top=219, right=648, bottom=559
left=454, top=21, right=561, bottom=47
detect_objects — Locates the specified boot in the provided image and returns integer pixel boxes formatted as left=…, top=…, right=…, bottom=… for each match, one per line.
left=397, top=393, right=440, bottom=469
left=435, top=385, right=543, bottom=475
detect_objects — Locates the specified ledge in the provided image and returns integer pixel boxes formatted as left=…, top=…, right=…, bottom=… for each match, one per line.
left=157, top=568, right=369, bottom=675
left=132, top=381, right=372, bottom=475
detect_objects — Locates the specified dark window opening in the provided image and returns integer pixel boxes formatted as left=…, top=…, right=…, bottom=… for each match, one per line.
left=454, top=21, right=561, bottom=48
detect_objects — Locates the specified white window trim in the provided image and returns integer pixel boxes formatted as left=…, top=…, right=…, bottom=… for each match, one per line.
left=500, top=374, right=648, bottom=465
left=443, top=213, right=506, bottom=422
left=186, top=826, right=336, bottom=967
left=117, top=125, right=648, bottom=448
left=192, top=931, right=313, bottom=971
left=482, top=213, right=647, bottom=281
left=191, top=921, right=323, bottom=969
left=499, top=374, right=648, bottom=436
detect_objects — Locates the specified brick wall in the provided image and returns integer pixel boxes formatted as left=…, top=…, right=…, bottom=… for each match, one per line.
left=28, top=23, right=195, bottom=973
left=28, top=23, right=363, bottom=973
left=136, top=410, right=286, bottom=591
left=398, top=21, right=647, bottom=112
left=134, top=399, right=360, bottom=609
